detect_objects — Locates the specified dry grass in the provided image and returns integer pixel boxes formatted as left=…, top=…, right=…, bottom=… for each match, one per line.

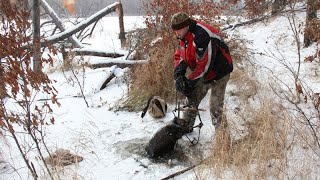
left=206, top=98, right=289, bottom=179
left=226, top=32, right=259, bottom=107
left=304, top=19, right=320, bottom=46
left=194, top=25, right=320, bottom=179
left=122, top=40, right=178, bottom=111
left=227, top=34, right=254, bottom=67
left=227, top=33, right=258, bottom=101
left=229, top=68, right=258, bottom=101
left=47, top=52, right=89, bottom=74
left=44, top=148, right=83, bottom=167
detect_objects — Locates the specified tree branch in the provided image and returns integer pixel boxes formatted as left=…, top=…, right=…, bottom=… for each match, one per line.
left=222, top=8, right=306, bottom=32
left=161, top=163, right=198, bottom=180
left=72, top=48, right=124, bottom=58
left=42, top=2, right=120, bottom=46
left=91, top=60, right=147, bottom=69
left=40, top=0, right=83, bottom=48
left=99, top=65, right=117, bottom=90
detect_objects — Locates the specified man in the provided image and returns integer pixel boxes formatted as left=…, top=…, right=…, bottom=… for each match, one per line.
left=171, top=12, right=233, bottom=132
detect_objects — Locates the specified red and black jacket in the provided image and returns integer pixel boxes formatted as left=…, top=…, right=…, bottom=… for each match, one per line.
left=174, top=20, right=233, bottom=84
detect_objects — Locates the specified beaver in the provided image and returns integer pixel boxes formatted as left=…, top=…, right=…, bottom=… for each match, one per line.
left=145, top=118, right=186, bottom=158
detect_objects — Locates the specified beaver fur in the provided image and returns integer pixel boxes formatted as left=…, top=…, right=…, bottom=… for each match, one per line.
left=145, top=118, right=186, bottom=158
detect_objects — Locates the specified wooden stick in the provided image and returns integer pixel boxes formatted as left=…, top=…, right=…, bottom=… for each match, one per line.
left=161, top=163, right=198, bottom=180
left=178, top=107, right=206, bottom=112
left=161, top=156, right=210, bottom=180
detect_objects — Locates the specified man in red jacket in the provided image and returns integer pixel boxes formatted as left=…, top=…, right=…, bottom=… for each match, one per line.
left=171, top=12, right=233, bottom=132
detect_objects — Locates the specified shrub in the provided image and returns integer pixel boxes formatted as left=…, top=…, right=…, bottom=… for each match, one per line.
left=123, top=40, right=177, bottom=111
left=207, top=98, right=288, bottom=179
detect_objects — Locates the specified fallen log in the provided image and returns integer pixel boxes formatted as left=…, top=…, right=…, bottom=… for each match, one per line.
left=40, top=0, right=83, bottom=48
left=222, top=14, right=270, bottom=31
left=100, top=73, right=116, bottom=90
left=91, top=60, right=147, bottom=69
left=99, top=65, right=117, bottom=90
left=72, top=48, right=124, bottom=58
left=42, top=2, right=120, bottom=46
left=222, top=8, right=306, bottom=31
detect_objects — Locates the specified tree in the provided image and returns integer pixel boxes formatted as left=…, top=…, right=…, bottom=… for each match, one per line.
left=117, top=0, right=126, bottom=47
left=33, top=0, right=41, bottom=72
left=0, top=0, right=58, bottom=178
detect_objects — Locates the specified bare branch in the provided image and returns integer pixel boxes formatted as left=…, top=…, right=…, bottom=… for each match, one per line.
left=222, top=8, right=306, bottom=32
left=72, top=48, right=124, bottom=58
left=40, top=0, right=83, bottom=48
left=42, top=2, right=120, bottom=46
left=91, top=60, right=147, bottom=69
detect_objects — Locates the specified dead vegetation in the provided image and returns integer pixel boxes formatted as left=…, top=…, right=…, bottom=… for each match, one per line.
left=229, top=68, right=258, bottom=101
left=44, top=148, right=83, bottom=167
left=101, top=3, right=319, bottom=177
left=122, top=38, right=177, bottom=111
left=206, top=98, right=288, bottom=179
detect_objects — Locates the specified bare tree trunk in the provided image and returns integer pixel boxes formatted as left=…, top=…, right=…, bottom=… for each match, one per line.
left=304, top=0, right=317, bottom=47
left=33, top=0, right=41, bottom=72
left=117, top=0, right=126, bottom=48
left=40, top=0, right=83, bottom=48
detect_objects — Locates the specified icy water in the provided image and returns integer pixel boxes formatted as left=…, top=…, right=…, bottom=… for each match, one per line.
left=113, top=137, right=206, bottom=167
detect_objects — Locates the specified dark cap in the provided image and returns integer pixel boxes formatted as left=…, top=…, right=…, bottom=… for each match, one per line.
left=171, top=12, right=193, bottom=30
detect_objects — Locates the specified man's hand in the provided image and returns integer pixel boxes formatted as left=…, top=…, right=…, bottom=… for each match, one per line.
left=175, top=76, right=193, bottom=96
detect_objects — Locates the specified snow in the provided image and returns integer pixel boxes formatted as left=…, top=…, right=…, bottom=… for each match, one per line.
left=1, top=11, right=319, bottom=180
left=40, top=0, right=83, bottom=47
left=45, top=2, right=120, bottom=43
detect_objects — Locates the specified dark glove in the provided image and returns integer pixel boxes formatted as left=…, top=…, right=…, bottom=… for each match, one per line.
left=175, top=76, right=193, bottom=96
left=174, top=61, right=187, bottom=80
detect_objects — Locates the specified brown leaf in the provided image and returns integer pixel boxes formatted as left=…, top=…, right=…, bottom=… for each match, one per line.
left=32, top=117, right=39, bottom=127
left=50, top=117, right=55, bottom=125
left=304, top=56, right=314, bottom=62
left=315, top=93, right=320, bottom=107
left=295, top=83, right=303, bottom=94
left=0, top=119, right=6, bottom=128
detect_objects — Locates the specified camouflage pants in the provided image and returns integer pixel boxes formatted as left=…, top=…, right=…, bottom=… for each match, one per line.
left=183, top=74, right=230, bottom=129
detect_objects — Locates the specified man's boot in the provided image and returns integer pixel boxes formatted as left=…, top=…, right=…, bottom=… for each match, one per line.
left=211, top=110, right=222, bottom=129
left=183, top=108, right=197, bottom=133
left=211, top=110, right=228, bottom=129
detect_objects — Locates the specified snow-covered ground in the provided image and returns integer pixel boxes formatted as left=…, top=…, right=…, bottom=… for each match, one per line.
left=1, top=11, right=319, bottom=180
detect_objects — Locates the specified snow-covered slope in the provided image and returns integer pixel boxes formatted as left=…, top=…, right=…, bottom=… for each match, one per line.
left=1, top=11, right=319, bottom=180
